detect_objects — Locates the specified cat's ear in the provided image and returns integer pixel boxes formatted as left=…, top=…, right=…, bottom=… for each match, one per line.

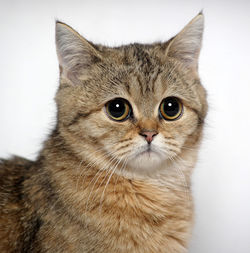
left=165, top=13, right=204, bottom=71
left=55, top=21, right=102, bottom=84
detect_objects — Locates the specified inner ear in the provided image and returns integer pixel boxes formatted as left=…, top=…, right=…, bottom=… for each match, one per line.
left=55, top=21, right=102, bottom=84
left=165, top=13, right=204, bottom=70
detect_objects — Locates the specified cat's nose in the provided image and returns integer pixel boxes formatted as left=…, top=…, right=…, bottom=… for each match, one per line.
left=139, top=130, right=158, bottom=144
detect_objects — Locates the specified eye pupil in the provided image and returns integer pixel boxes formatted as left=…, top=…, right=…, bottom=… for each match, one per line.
left=109, top=100, right=125, bottom=118
left=163, top=99, right=179, bottom=116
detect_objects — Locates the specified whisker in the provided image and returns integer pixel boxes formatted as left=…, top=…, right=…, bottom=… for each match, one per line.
left=75, top=159, right=85, bottom=191
left=152, top=146, right=190, bottom=203
left=164, top=141, right=179, bottom=149
left=155, top=146, right=176, bottom=157
left=98, top=157, right=123, bottom=214
left=78, top=146, right=118, bottom=189
left=169, top=156, right=191, bottom=203
left=113, top=157, right=128, bottom=193
left=164, top=139, right=179, bottom=146
left=76, top=147, right=105, bottom=191
left=181, top=145, right=198, bottom=151
left=84, top=153, right=118, bottom=213
left=90, top=157, right=120, bottom=203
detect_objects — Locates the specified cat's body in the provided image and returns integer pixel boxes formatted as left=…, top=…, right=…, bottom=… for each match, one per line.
left=0, top=14, right=207, bottom=253
left=0, top=151, right=192, bottom=252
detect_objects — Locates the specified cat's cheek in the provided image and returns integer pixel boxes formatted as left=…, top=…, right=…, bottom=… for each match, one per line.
left=160, top=108, right=198, bottom=138
left=181, top=108, right=199, bottom=131
left=96, top=122, right=136, bottom=152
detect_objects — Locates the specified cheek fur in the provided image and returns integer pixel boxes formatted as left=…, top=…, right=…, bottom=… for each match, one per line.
left=159, top=109, right=199, bottom=149
left=86, top=114, right=138, bottom=151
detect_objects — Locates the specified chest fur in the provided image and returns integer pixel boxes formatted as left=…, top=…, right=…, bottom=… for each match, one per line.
left=45, top=172, right=193, bottom=253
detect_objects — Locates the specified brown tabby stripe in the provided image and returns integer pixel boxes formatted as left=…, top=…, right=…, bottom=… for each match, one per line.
left=67, top=108, right=100, bottom=127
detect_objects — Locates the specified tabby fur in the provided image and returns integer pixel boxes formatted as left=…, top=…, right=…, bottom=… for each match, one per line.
left=0, top=13, right=207, bottom=253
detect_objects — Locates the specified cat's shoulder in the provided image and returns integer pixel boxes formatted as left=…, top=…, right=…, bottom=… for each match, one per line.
left=0, top=156, right=34, bottom=252
left=0, top=155, right=33, bottom=175
left=0, top=156, right=33, bottom=198
left=0, top=155, right=32, bottom=167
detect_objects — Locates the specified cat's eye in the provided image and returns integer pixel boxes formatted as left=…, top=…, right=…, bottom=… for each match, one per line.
left=105, top=98, right=131, bottom=121
left=159, top=97, right=183, bottom=121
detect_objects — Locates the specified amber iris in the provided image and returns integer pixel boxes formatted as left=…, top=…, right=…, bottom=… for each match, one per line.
left=105, top=98, right=131, bottom=121
left=159, top=97, right=183, bottom=121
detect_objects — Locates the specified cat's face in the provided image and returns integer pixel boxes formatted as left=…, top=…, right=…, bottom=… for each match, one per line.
left=55, top=14, right=207, bottom=176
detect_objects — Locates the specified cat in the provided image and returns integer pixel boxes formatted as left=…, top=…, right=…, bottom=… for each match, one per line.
left=0, top=13, right=207, bottom=253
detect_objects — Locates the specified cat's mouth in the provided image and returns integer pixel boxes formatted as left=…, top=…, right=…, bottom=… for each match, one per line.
left=134, top=144, right=164, bottom=161
left=139, top=145, right=157, bottom=156
left=126, top=144, right=166, bottom=172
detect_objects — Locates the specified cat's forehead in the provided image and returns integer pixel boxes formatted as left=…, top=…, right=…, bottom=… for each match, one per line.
left=100, top=44, right=165, bottom=97
left=99, top=47, right=194, bottom=102
left=78, top=44, right=203, bottom=117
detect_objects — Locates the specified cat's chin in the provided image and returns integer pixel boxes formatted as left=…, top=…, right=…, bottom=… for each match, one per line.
left=126, top=150, right=166, bottom=173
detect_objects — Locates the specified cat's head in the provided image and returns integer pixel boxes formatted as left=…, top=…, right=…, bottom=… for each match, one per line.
left=55, top=14, right=207, bottom=176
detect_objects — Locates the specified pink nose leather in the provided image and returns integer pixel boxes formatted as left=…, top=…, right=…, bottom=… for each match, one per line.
left=139, top=131, right=158, bottom=144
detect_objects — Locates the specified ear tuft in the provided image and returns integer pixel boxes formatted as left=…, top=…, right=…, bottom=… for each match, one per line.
left=55, top=21, right=101, bottom=83
left=166, top=13, right=204, bottom=70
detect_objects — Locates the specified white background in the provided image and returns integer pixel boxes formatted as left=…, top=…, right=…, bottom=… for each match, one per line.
left=0, top=0, right=250, bottom=252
